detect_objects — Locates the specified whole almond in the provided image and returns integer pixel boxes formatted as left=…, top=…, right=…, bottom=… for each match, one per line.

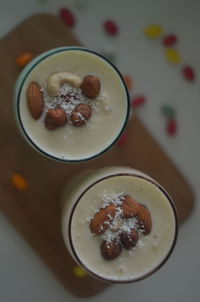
left=44, top=109, right=67, bottom=130
left=101, top=240, right=122, bottom=260
left=90, top=204, right=116, bottom=235
left=120, top=195, right=139, bottom=218
left=27, top=81, right=44, bottom=120
left=80, top=75, right=100, bottom=98
left=71, top=103, right=92, bottom=127
left=137, top=204, right=152, bottom=235
left=120, top=229, right=139, bottom=249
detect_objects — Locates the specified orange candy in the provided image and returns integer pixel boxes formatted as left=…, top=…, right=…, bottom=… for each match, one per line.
left=16, top=52, right=33, bottom=68
left=123, top=74, right=133, bottom=90
left=11, top=173, right=27, bottom=191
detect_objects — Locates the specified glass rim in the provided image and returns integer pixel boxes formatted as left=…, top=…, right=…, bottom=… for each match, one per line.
left=15, top=46, right=130, bottom=163
left=68, top=172, right=179, bottom=283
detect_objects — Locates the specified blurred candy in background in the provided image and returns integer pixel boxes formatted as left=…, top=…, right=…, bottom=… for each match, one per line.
left=0, top=1, right=200, bottom=302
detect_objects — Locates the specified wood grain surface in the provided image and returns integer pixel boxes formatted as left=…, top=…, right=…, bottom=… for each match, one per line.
left=0, top=14, right=194, bottom=297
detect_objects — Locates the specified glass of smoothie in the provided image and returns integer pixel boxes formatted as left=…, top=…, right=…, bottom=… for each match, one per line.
left=13, top=47, right=130, bottom=162
left=61, top=166, right=178, bottom=283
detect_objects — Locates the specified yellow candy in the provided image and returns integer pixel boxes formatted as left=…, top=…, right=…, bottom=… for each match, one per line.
left=165, top=48, right=181, bottom=64
left=144, top=25, right=163, bottom=38
left=73, top=266, right=87, bottom=278
left=11, top=173, right=27, bottom=191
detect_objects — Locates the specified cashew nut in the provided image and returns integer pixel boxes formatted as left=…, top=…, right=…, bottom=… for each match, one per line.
left=47, top=72, right=82, bottom=97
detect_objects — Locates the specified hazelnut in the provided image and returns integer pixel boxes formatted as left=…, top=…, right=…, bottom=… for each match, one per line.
left=71, top=103, right=92, bottom=127
left=45, top=108, right=67, bottom=130
left=80, top=75, right=101, bottom=98
left=101, top=240, right=122, bottom=260
left=120, top=229, right=139, bottom=249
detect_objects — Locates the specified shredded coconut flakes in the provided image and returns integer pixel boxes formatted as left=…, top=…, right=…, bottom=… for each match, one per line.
left=92, top=192, right=139, bottom=243
left=41, top=82, right=112, bottom=123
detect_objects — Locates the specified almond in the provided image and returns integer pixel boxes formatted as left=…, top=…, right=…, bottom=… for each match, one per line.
left=27, top=81, right=44, bottom=120
left=101, top=240, right=122, bottom=260
left=90, top=204, right=116, bottom=235
left=71, top=103, right=92, bottom=126
left=137, top=204, right=152, bottom=235
left=120, top=229, right=139, bottom=249
left=44, top=109, right=67, bottom=130
left=120, top=195, right=139, bottom=218
left=80, top=75, right=101, bottom=98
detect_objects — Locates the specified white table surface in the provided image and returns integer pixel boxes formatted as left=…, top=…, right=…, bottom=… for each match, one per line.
left=0, top=0, right=199, bottom=301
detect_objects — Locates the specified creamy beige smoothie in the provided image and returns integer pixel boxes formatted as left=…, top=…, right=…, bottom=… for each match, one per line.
left=14, top=47, right=129, bottom=162
left=61, top=167, right=178, bottom=282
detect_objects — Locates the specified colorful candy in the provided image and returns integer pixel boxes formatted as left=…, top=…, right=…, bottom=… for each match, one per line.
left=59, top=8, right=76, bottom=27
left=123, top=74, right=133, bottom=91
left=131, top=96, right=146, bottom=108
left=144, top=25, right=163, bottom=39
left=161, top=105, right=176, bottom=119
left=103, top=20, right=119, bottom=36
left=16, top=53, right=33, bottom=68
left=162, top=34, right=177, bottom=47
left=182, top=65, right=195, bottom=82
left=165, top=48, right=181, bottom=64
left=73, top=266, right=87, bottom=278
left=166, top=119, right=177, bottom=136
left=11, top=173, right=27, bottom=191
left=117, top=131, right=128, bottom=147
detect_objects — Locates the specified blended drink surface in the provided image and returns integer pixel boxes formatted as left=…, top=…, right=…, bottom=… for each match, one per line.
left=18, top=49, right=128, bottom=160
left=62, top=167, right=177, bottom=282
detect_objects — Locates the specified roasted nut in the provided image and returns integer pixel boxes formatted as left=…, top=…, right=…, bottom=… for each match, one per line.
left=47, top=72, right=82, bottom=97
left=120, top=195, right=139, bottom=218
left=71, top=103, right=92, bottom=126
left=101, top=240, right=122, bottom=260
left=44, top=108, right=67, bottom=130
left=120, top=229, right=139, bottom=249
left=80, top=75, right=101, bottom=98
left=90, top=204, right=116, bottom=235
left=137, top=204, right=152, bottom=235
left=27, top=82, right=44, bottom=120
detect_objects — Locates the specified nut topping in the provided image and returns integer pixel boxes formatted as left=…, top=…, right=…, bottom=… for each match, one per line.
left=137, top=204, right=152, bottom=235
left=80, top=75, right=101, bottom=98
left=89, top=194, right=152, bottom=261
left=27, top=82, right=44, bottom=120
left=120, top=195, right=139, bottom=218
left=71, top=103, right=92, bottom=126
left=90, top=204, right=116, bottom=235
left=44, top=109, right=68, bottom=130
left=47, top=72, right=82, bottom=97
left=120, top=229, right=139, bottom=249
left=101, top=240, right=122, bottom=260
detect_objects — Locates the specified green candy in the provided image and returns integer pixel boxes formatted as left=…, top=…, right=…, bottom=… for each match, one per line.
left=161, top=105, right=176, bottom=118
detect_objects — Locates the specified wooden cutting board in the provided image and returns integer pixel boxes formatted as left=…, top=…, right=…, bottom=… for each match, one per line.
left=0, top=14, right=194, bottom=297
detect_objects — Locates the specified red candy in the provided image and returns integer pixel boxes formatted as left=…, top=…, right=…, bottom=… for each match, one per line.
left=131, top=96, right=146, bottom=108
left=117, top=131, right=128, bottom=147
left=59, top=8, right=75, bottom=27
left=104, top=20, right=118, bottom=35
left=162, top=34, right=178, bottom=47
left=182, top=65, right=195, bottom=81
left=166, top=119, right=177, bottom=136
